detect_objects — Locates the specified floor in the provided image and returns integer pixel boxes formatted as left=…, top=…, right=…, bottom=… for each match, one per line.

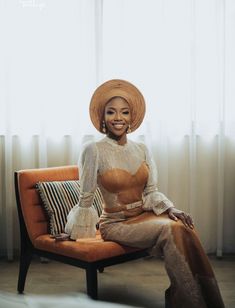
left=0, top=255, right=234, bottom=308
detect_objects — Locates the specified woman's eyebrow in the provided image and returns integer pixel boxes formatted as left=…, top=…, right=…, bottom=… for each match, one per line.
left=106, top=107, right=130, bottom=110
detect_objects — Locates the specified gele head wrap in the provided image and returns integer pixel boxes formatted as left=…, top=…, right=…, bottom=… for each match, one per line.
left=89, top=79, right=146, bottom=134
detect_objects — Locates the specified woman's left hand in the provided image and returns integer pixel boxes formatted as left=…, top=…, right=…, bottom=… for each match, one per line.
left=167, top=207, right=194, bottom=229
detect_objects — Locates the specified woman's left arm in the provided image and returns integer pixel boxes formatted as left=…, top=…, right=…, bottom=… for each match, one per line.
left=141, top=143, right=194, bottom=229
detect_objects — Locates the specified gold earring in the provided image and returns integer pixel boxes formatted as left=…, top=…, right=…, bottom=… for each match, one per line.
left=102, top=121, right=106, bottom=133
left=127, top=124, right=131, bottom=134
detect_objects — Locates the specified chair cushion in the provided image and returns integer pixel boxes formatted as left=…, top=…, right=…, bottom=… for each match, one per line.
left=36, top=180, right=103, bottom=235
left=34, top=231, right=141, bottom=262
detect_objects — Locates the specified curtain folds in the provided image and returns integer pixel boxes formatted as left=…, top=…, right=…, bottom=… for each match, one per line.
left=0, top=0, right=235, bottom=259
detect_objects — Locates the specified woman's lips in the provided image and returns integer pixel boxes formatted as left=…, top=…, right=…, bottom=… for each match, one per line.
left=112, top=123, right=125, bottom=129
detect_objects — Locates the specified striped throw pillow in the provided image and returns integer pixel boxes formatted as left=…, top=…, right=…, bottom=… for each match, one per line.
left=36, top=180, right=103, bottom=235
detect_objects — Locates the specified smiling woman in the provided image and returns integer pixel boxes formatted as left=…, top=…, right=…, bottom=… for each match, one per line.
left=64, top=79, right=224, bottom=308
left=103, top=97, right=131, bottom=145
left=0, top=0, right=235, bottom=271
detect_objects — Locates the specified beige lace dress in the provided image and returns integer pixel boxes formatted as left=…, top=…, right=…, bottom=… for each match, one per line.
left=65, top=136, right=224, bottom=308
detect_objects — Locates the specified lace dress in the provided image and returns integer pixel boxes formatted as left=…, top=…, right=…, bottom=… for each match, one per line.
left=65, top=136, right=224, bottom=308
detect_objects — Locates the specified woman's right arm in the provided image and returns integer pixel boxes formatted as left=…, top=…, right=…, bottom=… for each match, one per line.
left=140, top=143, right=174, bottom=215
left=64, top=142, right=99, bottom=240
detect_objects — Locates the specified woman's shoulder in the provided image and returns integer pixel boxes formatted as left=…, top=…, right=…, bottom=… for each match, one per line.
left=81, top=140, right=97, bottom=151
left=132, top=141, right=153, bottom=161
left=80, top=141, right=98, bottom=159
left=131, top=140, right=147, bottom=151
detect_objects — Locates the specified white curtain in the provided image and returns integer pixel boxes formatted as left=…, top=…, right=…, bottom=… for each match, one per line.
left=0, top=0, right=234, bottom=260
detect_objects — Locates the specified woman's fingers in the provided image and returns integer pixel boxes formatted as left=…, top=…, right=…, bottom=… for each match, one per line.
left=167, top=208, right=194, bottom=229
left=179, top=213, right=193, bottom=229
left=168, top=211, right=178, bottom=221
left=168, top=210, right=194, bottom=229
left=178, top=213, right=189, bottom=228
left=185, top=214, right=194, bottom=229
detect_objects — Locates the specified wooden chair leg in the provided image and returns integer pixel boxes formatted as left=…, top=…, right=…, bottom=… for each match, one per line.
left=165, top=286, right=171, bottom=308
left=86, top=266, right=98, bottom=300
left=17, top=252, right=32, bottom=294
left=98, top=267, right=104, bottom=273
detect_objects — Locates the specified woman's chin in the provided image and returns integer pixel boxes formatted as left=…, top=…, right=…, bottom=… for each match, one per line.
left=107, top=130, right=127, bottom=138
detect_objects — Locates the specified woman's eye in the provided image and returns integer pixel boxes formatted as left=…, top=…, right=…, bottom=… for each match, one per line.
left=106, top=111, right=114, bottom=115
left=123, top=111, right=129, bottom=115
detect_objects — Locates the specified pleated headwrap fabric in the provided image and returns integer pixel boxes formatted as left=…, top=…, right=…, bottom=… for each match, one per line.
left=89, top=79, right=146, bottom=133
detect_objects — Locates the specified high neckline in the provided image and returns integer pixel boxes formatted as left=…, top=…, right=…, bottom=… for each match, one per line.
left=104, top=136, right=129, bottom=147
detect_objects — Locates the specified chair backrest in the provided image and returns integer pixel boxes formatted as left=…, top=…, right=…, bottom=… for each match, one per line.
left=15, top=165, right=79, bottom=244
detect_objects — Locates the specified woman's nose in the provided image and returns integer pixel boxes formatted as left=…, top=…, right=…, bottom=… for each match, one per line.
left=114, top=112, right=122, bottom=120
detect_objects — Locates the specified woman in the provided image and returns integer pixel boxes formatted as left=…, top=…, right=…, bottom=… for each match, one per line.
left=65, top=79, right=224, bottom=308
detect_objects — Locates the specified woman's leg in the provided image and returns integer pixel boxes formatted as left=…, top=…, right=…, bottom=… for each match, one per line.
left=100, top=212, right=224, bottom=308
left=153, top=217, right=224, bottom=308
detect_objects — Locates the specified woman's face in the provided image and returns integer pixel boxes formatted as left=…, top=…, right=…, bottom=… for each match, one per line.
left=104, top=97, right=131, bottom=138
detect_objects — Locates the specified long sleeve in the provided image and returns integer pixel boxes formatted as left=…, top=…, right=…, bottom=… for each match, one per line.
left=141, top=143, right=174, bottom=215
left=64, top=142, right=99, bottom=240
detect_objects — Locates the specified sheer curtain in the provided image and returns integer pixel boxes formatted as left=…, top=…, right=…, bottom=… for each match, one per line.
left=102, top=0, right=235, bottom=256
left=0, top=0, right=234, bottom=259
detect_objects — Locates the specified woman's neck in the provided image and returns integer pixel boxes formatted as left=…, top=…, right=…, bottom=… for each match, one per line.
left=107, top=132, right=127, bottom=145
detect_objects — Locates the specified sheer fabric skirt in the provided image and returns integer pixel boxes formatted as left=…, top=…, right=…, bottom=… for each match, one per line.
left=100, top=212, right=224, bottom=308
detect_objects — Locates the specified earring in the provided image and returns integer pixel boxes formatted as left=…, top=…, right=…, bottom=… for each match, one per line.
left=102, top=121, right=106, bottom=133
left=127, top=124, right=131, bottom=134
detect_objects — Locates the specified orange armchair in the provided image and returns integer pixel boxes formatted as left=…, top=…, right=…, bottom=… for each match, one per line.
left=15, top=165, right=148, bottom=299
